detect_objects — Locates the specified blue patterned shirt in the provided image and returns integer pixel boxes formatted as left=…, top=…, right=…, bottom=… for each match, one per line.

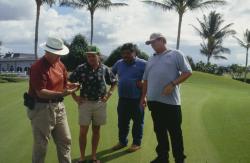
left=69, top=63, right=117, bottom=100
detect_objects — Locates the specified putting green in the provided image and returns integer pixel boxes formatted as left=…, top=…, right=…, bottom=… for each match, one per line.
left=0, top=71, right=249, bottom=163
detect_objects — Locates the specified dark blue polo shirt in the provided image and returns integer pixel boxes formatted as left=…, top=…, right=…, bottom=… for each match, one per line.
left=112, top=57, right=146, bottom=99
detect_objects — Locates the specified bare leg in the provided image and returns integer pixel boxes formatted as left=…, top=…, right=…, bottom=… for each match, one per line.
left=91, top=125, right=100, bottom=160
left=79, top=125, right=89, bottom=161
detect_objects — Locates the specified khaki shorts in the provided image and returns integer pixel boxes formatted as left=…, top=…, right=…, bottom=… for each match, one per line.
left=78, top=100, right=107, bottom=126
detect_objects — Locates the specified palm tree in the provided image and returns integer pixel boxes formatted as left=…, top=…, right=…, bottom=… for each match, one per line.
left=200, top=37, right=230, bottom=64
left=34, top=0, right=59, bottom=60
left=61, top=0, right=127, bottom=45
left=0, top=41, right=2, bottom=55
left=143, top=0, right=226, bottom=49
left=192, top=11, right=235, bottom=64
left=234, top=29, right=250, bottom=82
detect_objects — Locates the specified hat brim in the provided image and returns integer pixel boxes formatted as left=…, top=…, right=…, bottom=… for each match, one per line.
left=145, top=36, right=165, bottom=45
left=40, top=42, right=69, bottom=56
left=145, top=39, right=157, bottom=45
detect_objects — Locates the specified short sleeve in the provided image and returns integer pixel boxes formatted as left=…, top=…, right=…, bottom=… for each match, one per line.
left=30, top=65, right=47, bottom=91
left=112, top=61, right=118, bottom=75
left=63, top=66, right=68, bottom=88
left=69, top=66, right=81, bottom=83
left=142, top=62, right=149, bottom=81
left=176, top=51, right=192, bottom=73
left=59, top=62, right=68, bottom=88
left=140, top=61, right=147, bottom=80
left=105, top=67, right=117, bottom=85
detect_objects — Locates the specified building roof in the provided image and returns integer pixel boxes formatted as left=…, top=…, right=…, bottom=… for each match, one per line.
left=0, top=53, right=36, bottom=61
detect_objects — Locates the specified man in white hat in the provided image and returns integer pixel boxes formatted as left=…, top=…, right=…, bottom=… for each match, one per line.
left=27, top=36, right=80, bottom=163
left=141, top=33, right=192, bottom=163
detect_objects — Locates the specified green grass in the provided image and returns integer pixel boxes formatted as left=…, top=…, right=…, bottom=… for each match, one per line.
left=0, top=71, right=250, bottom=163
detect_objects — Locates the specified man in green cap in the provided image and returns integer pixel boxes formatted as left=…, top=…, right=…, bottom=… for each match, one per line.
left=69, top=45, right=117, bottom=163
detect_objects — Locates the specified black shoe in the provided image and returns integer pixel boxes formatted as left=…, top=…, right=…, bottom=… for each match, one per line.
left=150, top=156, right=169, bottom=163
left=175, top=161, right=184, bottom=163
left=175, top=155, right=186, bottom=163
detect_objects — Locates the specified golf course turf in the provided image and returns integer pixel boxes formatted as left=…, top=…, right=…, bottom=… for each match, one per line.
left=0, top=71, right=249, bottom=163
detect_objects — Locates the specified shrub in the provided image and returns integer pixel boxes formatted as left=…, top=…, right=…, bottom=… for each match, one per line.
left=0, top=77, right=27, bottom=82
left=0, top=79, right=8, bottom=83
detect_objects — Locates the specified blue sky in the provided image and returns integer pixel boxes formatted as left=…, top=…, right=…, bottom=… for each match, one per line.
left=0, top=0, right=249, bottom=65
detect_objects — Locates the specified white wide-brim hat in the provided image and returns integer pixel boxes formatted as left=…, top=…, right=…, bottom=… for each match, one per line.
left=40, top=36, right=69, bottom=56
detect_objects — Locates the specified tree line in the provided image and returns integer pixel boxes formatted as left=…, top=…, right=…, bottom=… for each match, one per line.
left=32, top=0, right=249, bottom=82
left=60, top=34, right=149, bottom=71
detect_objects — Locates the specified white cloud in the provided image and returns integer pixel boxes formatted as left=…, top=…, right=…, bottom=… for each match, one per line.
left=0, top=0, right=35, bottom=20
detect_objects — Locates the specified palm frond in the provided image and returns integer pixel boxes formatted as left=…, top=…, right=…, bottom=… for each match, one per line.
left=215, top=23, right=236, bottom=38
left=191, top=24, right=203, bottom=36
left=213, top=46, right=230, bottom=54
left=60, top=0, right=85, bottom=8
left=142, top=1, right=172, bottom=11
left=200, top=42, right=210, bottom=56
left=233, top=36, right=248, bottom=48
left=43, top=0, right=56, bottom=4
left=189, top=0, right=226, bottom=10
left=213, top=55, right=227, bottom=60
left=192, top=17, right=209, bottom=38
left=97, top=2, right=128, bottom=10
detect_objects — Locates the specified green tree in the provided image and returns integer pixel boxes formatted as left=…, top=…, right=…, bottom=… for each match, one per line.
left=234, top=29, right=250, bottom=82
left=230, top=64, right=244, bottom=79
left=61, top=0, right=127, bottom=45
left=143, top=0, right=225, bottom=50
left=105, top=44, right=149, bottom=67
left=34, top=0, right=60, bottom=60
left=186, top=55, right=196, bottom=70
left=192, top=11, right=235, bottom=64
left=61, top=34, right=89, bottom=71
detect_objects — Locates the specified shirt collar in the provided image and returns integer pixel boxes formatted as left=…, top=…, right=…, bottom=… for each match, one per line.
left=42, top=56, right=52, bottom=67
left=153, top=49, right=171, bottom=56
left=86, top=62, right=102, bottom=70
left=42, top=56, right=60, bottom=68
left=122, top=57, right=137, bottom=65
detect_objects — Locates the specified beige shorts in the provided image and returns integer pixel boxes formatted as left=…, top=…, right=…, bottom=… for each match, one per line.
left=78, top=100, right=107, bottom=126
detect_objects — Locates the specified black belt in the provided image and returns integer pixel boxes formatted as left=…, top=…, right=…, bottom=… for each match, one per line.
left=35, top=97, right=64, bottom=103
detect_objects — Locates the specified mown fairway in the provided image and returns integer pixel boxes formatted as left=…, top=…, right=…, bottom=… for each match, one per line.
left=0, top=72, right=250, bottom=163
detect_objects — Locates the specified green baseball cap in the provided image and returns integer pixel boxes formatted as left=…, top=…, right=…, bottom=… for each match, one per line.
left=85, top=45, right=100, bottom=55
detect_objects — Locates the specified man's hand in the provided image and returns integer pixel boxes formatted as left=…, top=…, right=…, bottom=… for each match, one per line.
left=140, top=97, right=147, bottom=109
left=101, top=91, right=112, bottom=103
left=162, top=82, right=175, bottom=96
left=67, top=82, right=80, bottom=90
left=62, top=86, right=79, bottom=97
left=101, top=95, right=109, bottom=103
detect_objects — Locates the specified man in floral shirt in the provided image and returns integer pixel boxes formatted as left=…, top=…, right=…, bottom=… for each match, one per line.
left=69, top=46, right=117, bottom=163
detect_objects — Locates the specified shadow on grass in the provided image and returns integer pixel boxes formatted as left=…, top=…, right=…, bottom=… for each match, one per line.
left=72, top=148, right=130, bottom=163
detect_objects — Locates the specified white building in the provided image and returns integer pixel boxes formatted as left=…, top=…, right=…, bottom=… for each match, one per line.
left=0, top=53, right=36, bottom=73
